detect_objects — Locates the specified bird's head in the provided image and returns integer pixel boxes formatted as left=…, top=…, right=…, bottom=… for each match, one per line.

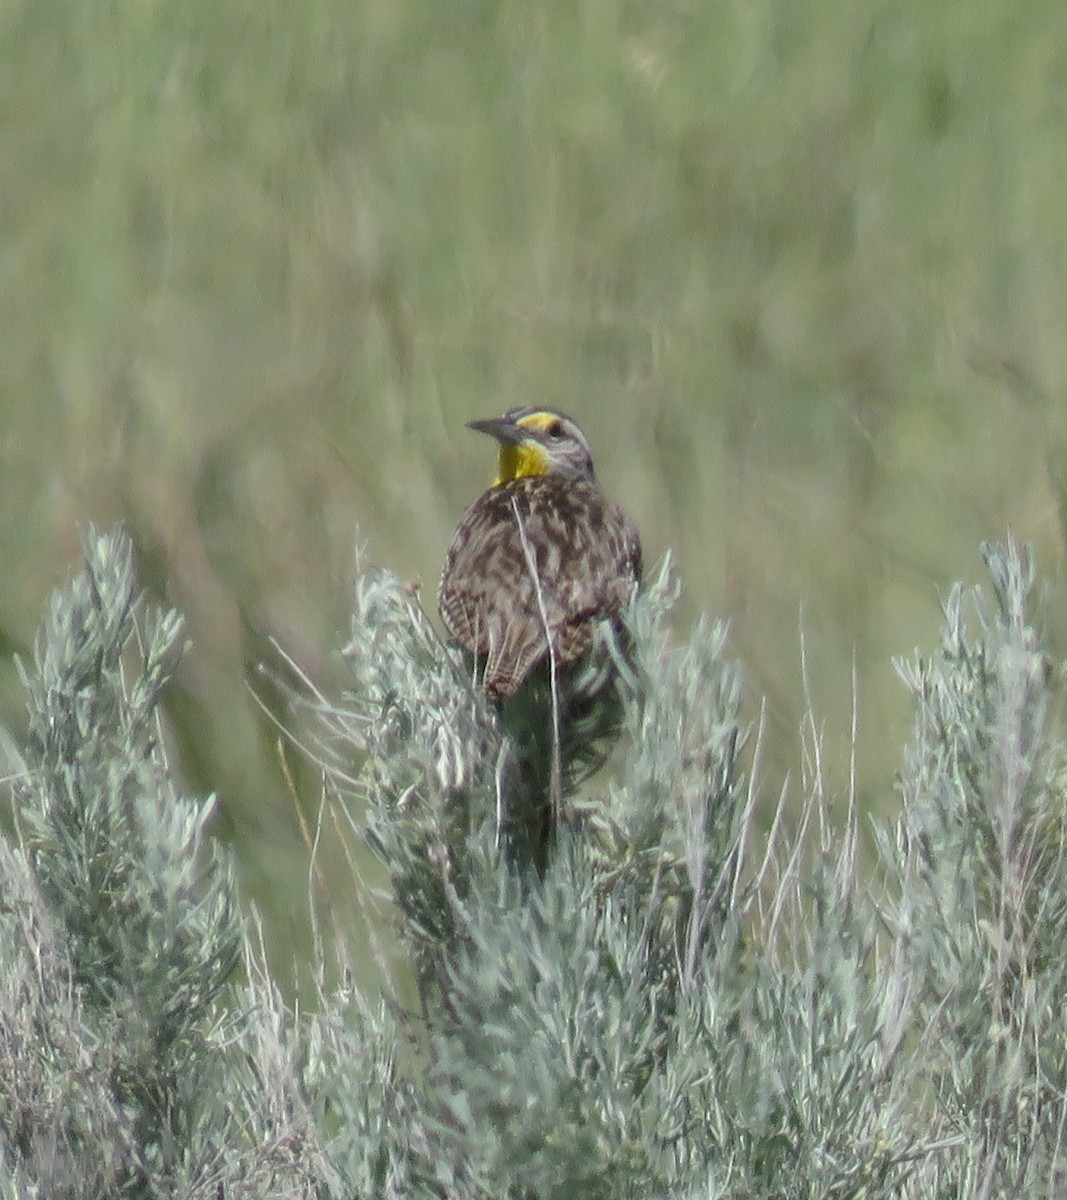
left=467, top=408, right=595, bottom=485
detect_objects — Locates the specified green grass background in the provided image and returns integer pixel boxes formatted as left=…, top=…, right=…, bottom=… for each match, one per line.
left=5, top=0, right=1067, bottom=987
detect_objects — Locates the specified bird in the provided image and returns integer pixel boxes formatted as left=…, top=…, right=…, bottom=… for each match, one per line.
left=438, top=407, right=642, bottom=869
left=438, top=406, right=642, bottom=702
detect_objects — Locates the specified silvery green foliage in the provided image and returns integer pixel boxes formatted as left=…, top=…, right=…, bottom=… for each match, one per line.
left=14, top=536, right=237, bottom=1032
left=0, top=835, right=127, bottom=1194
left=323, top=566, right=503, bottom=996
left=326, top=555, right=937, bottom=1199
left=299, top=984, right=431, bottom=1200
left=594, top=557, right=747, bottom=965
left=882, top=540, right=1067, bottom=1197
left=341, top=567, right=499, bottom=806
left=331, top=556, right=754, bottom=1198
left=0, top=530, right=317, bottom=1198
left=6, top=530, right=1066, bottom=1200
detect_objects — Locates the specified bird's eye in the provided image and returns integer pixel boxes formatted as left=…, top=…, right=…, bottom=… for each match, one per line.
left=547, top=421, right=564, bottom=439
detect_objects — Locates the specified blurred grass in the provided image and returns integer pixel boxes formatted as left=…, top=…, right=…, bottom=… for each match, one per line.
left=4, top=0, right=1067, bottom=991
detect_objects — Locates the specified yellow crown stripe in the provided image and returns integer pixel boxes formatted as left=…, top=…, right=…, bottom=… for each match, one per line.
left=515, top=411, right=558, bottom=434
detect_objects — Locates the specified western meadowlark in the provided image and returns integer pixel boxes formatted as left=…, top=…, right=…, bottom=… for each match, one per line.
left=438, top=407, right=642, bottom=701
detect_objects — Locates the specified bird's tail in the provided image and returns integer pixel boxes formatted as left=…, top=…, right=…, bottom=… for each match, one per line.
left=495, top=616, right=637, bottom=873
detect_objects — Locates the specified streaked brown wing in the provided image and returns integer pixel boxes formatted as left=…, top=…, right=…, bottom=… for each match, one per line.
left=438, top=475, right=641, bottom=698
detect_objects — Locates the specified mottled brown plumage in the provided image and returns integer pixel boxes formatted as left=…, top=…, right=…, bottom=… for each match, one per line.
left=438, top=408, right=642, bottom=699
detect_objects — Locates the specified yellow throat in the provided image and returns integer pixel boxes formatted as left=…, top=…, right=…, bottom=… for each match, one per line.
left=494, top=441, right=550, bottom=485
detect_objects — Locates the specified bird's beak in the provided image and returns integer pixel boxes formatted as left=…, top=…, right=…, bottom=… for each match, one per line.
left=466, top=416, right=528, bottom=446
